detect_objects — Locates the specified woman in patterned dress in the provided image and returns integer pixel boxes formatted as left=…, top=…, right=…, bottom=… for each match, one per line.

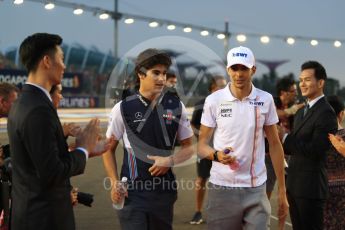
left=324, top=95, right=345, bottom=229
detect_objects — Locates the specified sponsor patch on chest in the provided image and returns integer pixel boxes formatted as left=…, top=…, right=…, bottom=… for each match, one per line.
left=163, top=109, right=175, bottom=124
left=220, top=108, right=232, bottom=117
left=133, top=111, right=146, bottom=123
left=219, top=102, right=233, bottom=118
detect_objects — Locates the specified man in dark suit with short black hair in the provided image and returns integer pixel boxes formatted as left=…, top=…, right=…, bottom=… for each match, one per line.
left=280, top=61, right=338, bottom=230
left=7, top=33, right=111, bottom=230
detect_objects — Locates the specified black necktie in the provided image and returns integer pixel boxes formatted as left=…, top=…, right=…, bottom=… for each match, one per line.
left=303, top=104, right=309, bottom=117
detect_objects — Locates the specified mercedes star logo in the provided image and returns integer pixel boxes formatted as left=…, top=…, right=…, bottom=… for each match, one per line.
left=135, top=112, right=143, bottom=119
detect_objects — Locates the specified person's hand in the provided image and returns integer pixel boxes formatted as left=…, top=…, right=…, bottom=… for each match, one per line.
left=277, top=190, right=289, bottom=230
left=110, top=180, right=128, bottom=204
left=147, top=155, right=171, bottom=176
left=89, top=135, right=116, bottom=158
left=75, top=118, right=101, bottom=154
left=295, top=103, right=305, bottom=111
left=68, top=142, right=76, bottom=152
left=217, top=148, right=236, bottom=165
left=329, top=133, right=345, bottom=157
left=63, top=123, right=81, bottom=137
left=284, top=103, right=304, bottom=116
left=71, top=187, right=78, bottom=206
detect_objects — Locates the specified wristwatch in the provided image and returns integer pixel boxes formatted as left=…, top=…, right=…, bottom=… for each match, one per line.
left=213, top=151, right=219, bottom=162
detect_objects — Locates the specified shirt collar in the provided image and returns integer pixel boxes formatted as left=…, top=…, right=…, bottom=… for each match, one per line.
left=25, top=83, right=52, bottom=102
left=226, top=83, right=257, bottom=101
left=307, top=94, right=324, bottom=108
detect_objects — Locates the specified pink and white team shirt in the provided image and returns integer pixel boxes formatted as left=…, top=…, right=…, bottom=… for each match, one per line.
left=201, top=83, right=278, bottom=187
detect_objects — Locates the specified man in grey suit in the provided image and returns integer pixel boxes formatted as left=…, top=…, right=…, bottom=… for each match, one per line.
left=280, top=61, right=338, bottom=230
left=7, top=33, right=111, bottom=230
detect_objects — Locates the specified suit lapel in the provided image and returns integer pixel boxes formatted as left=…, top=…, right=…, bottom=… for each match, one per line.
left=293, top=109, right=303, bottom=131
left=293, top=97, right=325, bottom=134
left=293, top=107, right=314, bottom=134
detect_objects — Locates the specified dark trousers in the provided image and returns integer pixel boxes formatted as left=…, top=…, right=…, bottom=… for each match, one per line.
left=0, top=182, right=11, bottom=228
left=117, top=191, right=177, bottom=230
left=287, top=191, right=325, bottom=230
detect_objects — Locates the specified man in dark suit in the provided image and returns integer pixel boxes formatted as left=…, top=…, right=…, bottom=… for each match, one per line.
left=7, top=33, right=110, bottom=230
left=280, top=61, right=338, bottom=230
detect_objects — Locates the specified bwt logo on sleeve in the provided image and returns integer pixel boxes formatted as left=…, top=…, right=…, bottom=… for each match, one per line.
left=232, top=53, right=247, bottom=58
left=249, top=101, right=264, bottom=106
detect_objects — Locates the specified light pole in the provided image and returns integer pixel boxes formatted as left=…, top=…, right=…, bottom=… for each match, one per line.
left=223, top=21, right=230, bottom=60
left=113, top=0, right=119, bottom=59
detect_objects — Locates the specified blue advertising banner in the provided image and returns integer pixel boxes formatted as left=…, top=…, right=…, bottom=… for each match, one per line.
left=0, top=68, right=84, bottom=93
left=59, top=96, right=99, bottom=108
left=0, top=69, right=27, bottom=86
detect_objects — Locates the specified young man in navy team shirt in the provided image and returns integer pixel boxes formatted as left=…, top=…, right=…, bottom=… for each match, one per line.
left=103, top=48, right=193, bottom=230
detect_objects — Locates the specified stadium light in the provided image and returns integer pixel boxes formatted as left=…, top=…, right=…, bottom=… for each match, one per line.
left=236, top=34, right=247, bottom=42
left=286, top=37, right=295, bottom=45
left=124, top=18, right=134, bottom=24
left=200, top=30, right=209, bottom=36
left=260, top=36, right=270, bottom=44
left=149, top=21, right=159, bottom=28
left=217, top=33, right=226, bottom=39
left=44, top=2, right=55, bottom=10
left=99, top=13, right=109, bottom=20
left=14, top=0, right=344, bottom=59
left=334, top=40, right=342, bottom=48
left=183, top=27, right=192, bottom=33
left=167, top=24, right=176, bottom=30
left=310, top=39, right=318, bottom=46
left=13, top=0, right=24, bottom=5
left=73, top=8, right=83, bottom=15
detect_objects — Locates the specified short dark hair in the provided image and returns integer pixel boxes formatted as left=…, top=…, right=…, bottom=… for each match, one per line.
left=301, top=61, right=327, bottom=81
left=327, top=95, right=344, bottom=116
left=276, top=77, right=296, bottom=96
left=19, top=33, right=62, bottom=73
left=134, top=49, right=172, bottom=76
left=0, top=82, right=19, bottom=100
left=166, top=72, right=177, bottom=80
left=209, top=75, right=225, bottom=92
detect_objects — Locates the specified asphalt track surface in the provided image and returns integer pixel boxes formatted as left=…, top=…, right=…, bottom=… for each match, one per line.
left=0, top=108, right=292, bottom=230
